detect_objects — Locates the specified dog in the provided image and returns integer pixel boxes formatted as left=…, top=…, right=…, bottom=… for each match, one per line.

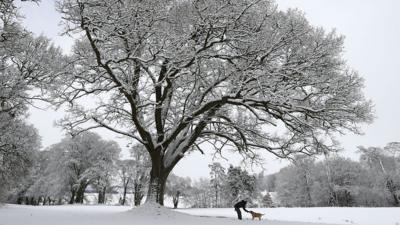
left=249, top=210, right=265, bottom=220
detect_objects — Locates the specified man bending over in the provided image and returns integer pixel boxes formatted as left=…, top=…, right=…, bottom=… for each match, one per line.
left=234, top=200, right=250, bottom=220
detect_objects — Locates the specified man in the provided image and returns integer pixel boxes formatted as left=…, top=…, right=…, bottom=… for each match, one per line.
left=234, top=199, right=250, bottom=220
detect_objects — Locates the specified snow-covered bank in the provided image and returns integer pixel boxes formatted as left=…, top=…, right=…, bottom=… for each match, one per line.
left=0, top=204, right=335, bottom=225
left=176, top=207, right=400, bottom=225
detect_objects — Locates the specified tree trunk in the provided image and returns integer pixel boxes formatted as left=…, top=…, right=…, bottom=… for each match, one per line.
left=98, top=191, right=103, bottom=204
left=122, top=184, right=128, bottom=205
left=146, top=174, right=167, bottom=205
left=145, top=154, right=171, bottom=205
left=69, top=191, right=75, bottom=204
left=17, top=196, right=23, bottom=204
left=215, top=188, right=218, bottom=208
left=391, top=192, right=399, bottom=206
left=386, top=179, right=400, bottom=206
left=75, top=183, right=87, bottom=204
left=69, top=184, right=76, bottom=204
left=134, top=182, right=144, bottom=206
left=173, top=191, right=180, bottom=209
left=304, top=173, right=313, bottom=207
left=98, top=186, right=106, bottom=204
left=30, top=197, right=35, bottom=205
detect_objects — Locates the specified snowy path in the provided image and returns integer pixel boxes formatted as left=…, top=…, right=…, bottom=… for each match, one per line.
left=0, top=204, right=398, bottom=225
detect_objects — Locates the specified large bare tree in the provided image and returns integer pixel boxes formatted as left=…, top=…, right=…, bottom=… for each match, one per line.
left=55, top=0, right=373, bottom=205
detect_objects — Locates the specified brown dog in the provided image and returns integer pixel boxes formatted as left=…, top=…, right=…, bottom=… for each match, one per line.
left=249, top=210, right=265, bottom=220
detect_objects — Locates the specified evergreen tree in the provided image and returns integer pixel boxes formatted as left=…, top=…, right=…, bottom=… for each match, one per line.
left=208, top=162, right=226, bottom=207
left=262, top=192, right=274, bottom=207
left=226, top=165, right=257, bottom=206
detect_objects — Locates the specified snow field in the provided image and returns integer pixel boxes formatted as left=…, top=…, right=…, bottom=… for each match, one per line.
left=1, top=204, right=399, bottom=225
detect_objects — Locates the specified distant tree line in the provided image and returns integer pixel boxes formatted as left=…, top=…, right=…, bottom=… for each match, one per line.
left=164, top=143, right=400, bottom=208
left=4, top=131, right=151, bottom=206
left=3, top=138, right=400, bottom=208
left=4, top=145, right=266, bottom=209
left=266, top=142, right=400, bottom=207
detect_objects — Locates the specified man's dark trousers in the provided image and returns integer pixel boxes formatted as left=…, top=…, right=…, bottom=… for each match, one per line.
left=235, top=207, right=242, bottom=220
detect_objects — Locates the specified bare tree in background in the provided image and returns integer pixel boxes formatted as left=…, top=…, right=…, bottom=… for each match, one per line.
left=359, top=144, right=400, bottom=206
left=117, top=159, right=135, bottom=206
left=44, top=132, right=120, bottom=204
left=54, top=0, right=373, bottom=205
left=130, top=145, right=150, bottom=206
left=166, top=173, right=191, bottom=209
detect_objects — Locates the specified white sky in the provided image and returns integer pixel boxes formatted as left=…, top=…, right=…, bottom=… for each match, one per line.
left=17, top=0, right=400, bottom=179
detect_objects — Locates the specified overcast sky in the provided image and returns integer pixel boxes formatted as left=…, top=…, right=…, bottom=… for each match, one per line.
left=18, top=0, right=400, bottom=179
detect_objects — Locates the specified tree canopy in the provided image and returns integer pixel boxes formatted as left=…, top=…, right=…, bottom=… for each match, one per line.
left=53, top=0, right=373, bottom=204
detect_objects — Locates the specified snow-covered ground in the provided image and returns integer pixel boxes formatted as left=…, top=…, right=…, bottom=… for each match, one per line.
left=0, top=204, right=399, bottom=225
left=177, top=207, right=400, bottom=225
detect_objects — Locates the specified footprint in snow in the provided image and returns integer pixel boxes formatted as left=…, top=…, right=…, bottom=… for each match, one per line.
left=343, top=219, right=355, bottom=224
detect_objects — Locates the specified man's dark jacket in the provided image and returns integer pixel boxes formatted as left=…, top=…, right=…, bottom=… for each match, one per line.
left=234, top=200, right=249, bottom=212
